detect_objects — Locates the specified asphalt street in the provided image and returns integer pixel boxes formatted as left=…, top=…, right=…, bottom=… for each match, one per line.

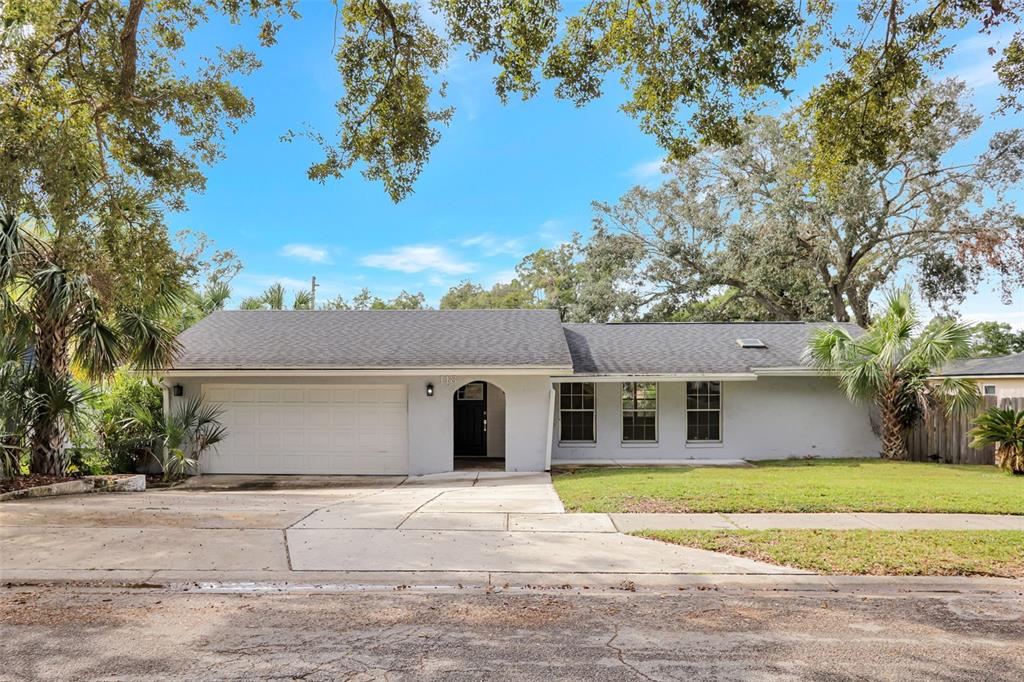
left=2, top=585, right=1022, bottom=681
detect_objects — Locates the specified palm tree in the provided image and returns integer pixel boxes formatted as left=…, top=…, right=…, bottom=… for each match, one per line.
left=178, top=281, right=232, bottom=331
left=0, top=214, right=181, bottom=475
left=806, top=288, right=979, bottom=460
left=125, top=396, right=228, bottom=480
left=238, top=282, right=313, bottom=310
left=970, top=408, right=1024, bottom=474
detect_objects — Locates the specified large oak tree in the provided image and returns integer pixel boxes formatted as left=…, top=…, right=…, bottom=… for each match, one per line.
left=583, top=80, right=1024, bottom=325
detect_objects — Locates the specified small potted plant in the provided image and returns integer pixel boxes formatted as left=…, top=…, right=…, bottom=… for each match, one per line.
left=970, top=408, right=1024, bottom=475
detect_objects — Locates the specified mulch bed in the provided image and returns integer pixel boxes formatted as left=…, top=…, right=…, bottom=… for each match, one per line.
left=0, top=474, right=79, bottom=495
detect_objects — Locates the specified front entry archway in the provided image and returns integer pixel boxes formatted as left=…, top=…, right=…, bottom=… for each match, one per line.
left=453, top=381, right=506, bottom=469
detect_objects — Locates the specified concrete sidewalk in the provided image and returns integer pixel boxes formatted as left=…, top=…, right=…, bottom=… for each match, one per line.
left=609, top=512, right=1024, bottom=532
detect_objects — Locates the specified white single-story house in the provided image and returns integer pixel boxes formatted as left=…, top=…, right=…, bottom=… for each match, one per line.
left=162, top=309, right=880, bottom=475
left=934, top=353, right=1024, bottom=401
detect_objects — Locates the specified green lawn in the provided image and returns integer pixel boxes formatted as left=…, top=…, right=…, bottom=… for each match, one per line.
left=552, top=460, right=1024, bottom=514
left=636, top=529, right=1024, bottom=577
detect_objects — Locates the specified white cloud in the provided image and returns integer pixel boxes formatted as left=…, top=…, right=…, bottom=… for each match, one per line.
left=626, top=157, right=668, bottom=181
left=483, top=269, right=518, bottom=287
left=361, top=245, right=476, bottom=275
left=536, top=219, right=568, bottom=245
left=947, top=26, right=1016, bottom=90
left=235, top=273, right=311, bottom=291
left=459, top=233, right=526, bottom=257
left=961, top=310, right=1024, bottom=331
left=281, top=243, right=332, bottom=264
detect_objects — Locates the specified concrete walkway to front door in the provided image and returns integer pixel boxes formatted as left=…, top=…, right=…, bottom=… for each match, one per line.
left=284, top=472, right=796, bottom=574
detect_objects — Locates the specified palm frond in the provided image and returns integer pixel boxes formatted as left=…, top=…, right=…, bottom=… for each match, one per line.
left=72, top=297, right=123, bottom=378
left=931, top=377, right=981, bottom=415
left=906, top=317, right=974, bottom=371
left=805, top=326, right=856, bottom=369
left=117, top=309, right=182, bottom=372
left=202, top=281, right=231, bottom=312
left=292, top=289, right=313, bottom=310
left=263, top=283, right=286, bottom=310
left=970, top=408, right=1024, bottom=450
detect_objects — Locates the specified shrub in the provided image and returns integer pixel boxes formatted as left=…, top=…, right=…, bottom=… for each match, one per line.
left=95, top=370, right=164, bottom=473
left=125, top=396, right=227, bottom=480
left=970, top=408, right=1024, bottom=475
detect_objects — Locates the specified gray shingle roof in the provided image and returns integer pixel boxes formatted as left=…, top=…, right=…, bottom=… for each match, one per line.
left=171, top=309, right=573, bottom=370
left=936, top=353, right=1024, bottom=377
left=561, top=322, right=863, bottom=375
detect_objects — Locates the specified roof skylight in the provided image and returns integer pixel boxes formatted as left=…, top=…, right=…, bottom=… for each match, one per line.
left=736, top=338, right=767, bottom=348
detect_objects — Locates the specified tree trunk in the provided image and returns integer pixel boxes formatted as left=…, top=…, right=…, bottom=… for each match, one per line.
left=878, top=397, right=908, bottom=460
left=28, top=320, right=71, bottom=476
left=30, top=418, right=65, bottom=475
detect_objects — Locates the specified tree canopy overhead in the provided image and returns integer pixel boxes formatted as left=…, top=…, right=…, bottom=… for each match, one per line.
left=582, top=80, right=1024, bottom=325
left=3, top=1, right=1022, bottom=208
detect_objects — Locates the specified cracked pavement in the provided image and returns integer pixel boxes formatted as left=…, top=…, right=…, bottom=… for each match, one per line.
left=2, top=586, right=1022, bottom=681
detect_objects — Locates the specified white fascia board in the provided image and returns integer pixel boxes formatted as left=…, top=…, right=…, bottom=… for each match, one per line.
left=549, top=373, right=758, bottom=383
left=160, top=366, right=572, bottom=378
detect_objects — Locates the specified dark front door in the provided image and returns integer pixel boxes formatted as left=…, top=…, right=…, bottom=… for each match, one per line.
left=453, top=382, right=487, bottom=457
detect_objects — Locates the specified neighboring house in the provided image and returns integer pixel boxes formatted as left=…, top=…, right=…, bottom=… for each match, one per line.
left=163, top=310, right=880, bottom=475
left=934, top=353, right=1024, bottom=401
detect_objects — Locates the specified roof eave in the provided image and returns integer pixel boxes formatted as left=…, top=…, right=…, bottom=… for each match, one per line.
left=550, top=372, right=759, bottom=382
left=159, top=365, right=574, bottom=377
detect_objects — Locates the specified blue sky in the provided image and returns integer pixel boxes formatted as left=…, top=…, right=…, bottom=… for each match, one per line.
left=171, top=2, right=1023, bottom=328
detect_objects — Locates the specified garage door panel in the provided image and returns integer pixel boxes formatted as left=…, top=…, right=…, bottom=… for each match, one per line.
left=306, top=406, right=331, bottom=427
left=255, top=431, right=282, bottom=451
left=206, top=387, right=233, bottom=403
left=282, top=388, right=305, bottom=403
left=280, top=406, right=306, bottom=427
left=379, top=387, right=406, bottom=404
left=331, top=388, right=356, bottom=403
left=307, top=432, right=331, bottom=451
left=202, top=383, right=408, bottom=475
left=330, top=409, right=356, bottom=428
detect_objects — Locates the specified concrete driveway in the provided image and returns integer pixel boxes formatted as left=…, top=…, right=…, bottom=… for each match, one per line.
left=0, top=472, right=799, bottom=586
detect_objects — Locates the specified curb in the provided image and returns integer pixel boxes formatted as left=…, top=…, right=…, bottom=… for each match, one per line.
left=0, top=474, right=146, bottom=502
left=4, top=571, right=1023, bottom=596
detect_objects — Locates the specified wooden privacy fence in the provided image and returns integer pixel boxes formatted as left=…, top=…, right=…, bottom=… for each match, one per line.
left=906, top=396, right=1024, bottom=465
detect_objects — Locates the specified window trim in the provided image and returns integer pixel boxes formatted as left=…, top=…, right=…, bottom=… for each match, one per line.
left=558, top=382, right=597, bottom=444
left=982, top=384, right=998, bottom=397
left=685, top=381, right=723, bottom=444
left=620, top=382, right=658, bottom=444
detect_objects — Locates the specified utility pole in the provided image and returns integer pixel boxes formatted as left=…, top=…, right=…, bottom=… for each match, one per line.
left=310, top=275, right=318, bottom=310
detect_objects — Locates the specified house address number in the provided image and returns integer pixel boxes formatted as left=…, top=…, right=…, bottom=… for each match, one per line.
left=441, top=375, right=460, bottom=384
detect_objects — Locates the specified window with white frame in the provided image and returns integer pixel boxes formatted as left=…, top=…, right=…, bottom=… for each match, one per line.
left=621, top=382, right=657, bottom=442
left=559, top=383, right=595, bottom=442
left=983, top=384, right=997, bottom=397
left=686, top=381, right=722, bottom=442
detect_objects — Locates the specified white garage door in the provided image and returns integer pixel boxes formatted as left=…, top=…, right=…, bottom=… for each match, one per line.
left=201, top=384, right=408, bottom=475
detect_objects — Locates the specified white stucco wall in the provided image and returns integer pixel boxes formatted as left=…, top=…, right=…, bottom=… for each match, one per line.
left=167, top=373, right=551, bottom=475
left=551, top=377, right=880, bottom=461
